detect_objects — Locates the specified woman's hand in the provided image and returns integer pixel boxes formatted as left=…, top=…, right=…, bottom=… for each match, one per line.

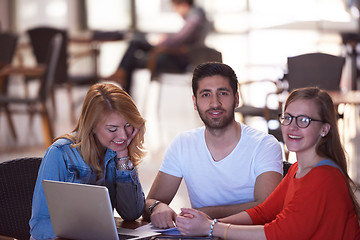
left=175, top=208, right=212, bottom=236
left=116, top=128, right=139, bottom=159
left=127, top=128, right=139, bottom=146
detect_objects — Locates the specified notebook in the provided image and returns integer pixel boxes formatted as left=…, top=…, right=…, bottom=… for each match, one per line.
left=43, top=180, right=160, bottom=240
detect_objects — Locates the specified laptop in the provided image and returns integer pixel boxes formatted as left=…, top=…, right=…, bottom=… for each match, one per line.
left=43, top=180, right=160, bottom=240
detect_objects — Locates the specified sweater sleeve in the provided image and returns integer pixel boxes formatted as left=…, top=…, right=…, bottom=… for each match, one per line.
left=114, top=169, right=145, bottom=221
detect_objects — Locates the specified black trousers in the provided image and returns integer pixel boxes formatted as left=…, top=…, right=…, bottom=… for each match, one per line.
left=118, top=39, right=188, bottom=94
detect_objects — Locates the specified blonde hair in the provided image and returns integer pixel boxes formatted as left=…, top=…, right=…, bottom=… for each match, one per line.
left=57, top=83, right=146, bottom=172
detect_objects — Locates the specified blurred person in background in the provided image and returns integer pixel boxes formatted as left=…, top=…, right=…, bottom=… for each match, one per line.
left=106, top=0, right=210, bottom=95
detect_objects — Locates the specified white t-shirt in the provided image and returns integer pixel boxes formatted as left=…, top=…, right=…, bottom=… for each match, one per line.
left=159, top=123, right=283, bottom=209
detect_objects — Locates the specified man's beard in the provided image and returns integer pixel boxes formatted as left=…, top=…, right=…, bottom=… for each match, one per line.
left=197, top=102, right=236, bottom=130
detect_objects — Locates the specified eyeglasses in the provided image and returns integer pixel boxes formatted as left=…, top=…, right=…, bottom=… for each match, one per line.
left=279, top=113, right=323, bottom=128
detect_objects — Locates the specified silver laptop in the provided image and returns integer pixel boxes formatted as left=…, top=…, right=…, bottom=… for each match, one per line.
left=43, top=180, right=160, bottom=240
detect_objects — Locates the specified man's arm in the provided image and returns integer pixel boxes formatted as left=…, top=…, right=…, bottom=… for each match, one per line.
left=195, top=171, right=282, bottom=219
left=142, top=171, right=182, bottom=228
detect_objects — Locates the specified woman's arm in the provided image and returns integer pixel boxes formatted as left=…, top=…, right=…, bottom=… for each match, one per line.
left=30, top=145, right=68, bottom=240
left=114, top=169, right=145, bottom=221
left=114, top=127, right=145, bottom=220
left=115, top=128, right=145, bottom=221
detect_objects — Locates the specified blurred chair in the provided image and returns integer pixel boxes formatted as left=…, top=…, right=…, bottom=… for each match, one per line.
left=285, top=53, right=345, bottom=91
left=0, top=157, right=42, bottom=240
left=235, top=79, right=284, bottom=125
left=0, top=32, right=18, bottom=71
left=144, top=44, right=222, bottom=114
left=0, top=34, right=62, bottom=146
left=283, top=160, right=293, bottom=177
left=27, top=27, right=68, bottom=84
left=0, top=32, right=19, bottom=139
left=236, top=52, right=345, bottom=142
left=271, top=52, right=345, bottom=141
left=148, top=44, right=223, bottom=81
left=27, top=26, right=99, bottom=122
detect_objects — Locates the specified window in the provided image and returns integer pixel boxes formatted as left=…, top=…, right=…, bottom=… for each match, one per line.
left=86, top=0, right=131, bottom=30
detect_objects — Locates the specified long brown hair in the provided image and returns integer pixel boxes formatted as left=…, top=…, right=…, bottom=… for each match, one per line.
left=285, top=87, right=360, bottom=220
left=57, top=83, right=146, bottom=172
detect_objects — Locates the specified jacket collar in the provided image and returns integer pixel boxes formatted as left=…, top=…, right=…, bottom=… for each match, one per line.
left=104, top=148, right=117, bottom=166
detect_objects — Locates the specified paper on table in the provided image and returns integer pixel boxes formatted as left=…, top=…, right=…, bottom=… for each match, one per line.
left=136, top=223, right=181, bottom=235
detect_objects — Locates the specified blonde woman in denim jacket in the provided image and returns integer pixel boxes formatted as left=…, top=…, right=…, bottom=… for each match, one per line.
left=30, top=83, right=146, bottom=240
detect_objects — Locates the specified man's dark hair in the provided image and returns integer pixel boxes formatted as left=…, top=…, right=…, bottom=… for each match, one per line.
left=192, top=62, right=238, bottom=97
left=171, top=0, right=194, bottom=6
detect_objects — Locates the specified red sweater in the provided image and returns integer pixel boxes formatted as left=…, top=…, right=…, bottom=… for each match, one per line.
left=246, top=162, right=360, bottom=240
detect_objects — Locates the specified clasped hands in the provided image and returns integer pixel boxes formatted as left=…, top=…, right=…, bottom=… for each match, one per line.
left=150, top=204, right=212, bottom=237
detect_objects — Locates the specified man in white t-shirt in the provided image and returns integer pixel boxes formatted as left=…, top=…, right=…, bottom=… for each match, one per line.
left=143, top=62, right=283, bottom=229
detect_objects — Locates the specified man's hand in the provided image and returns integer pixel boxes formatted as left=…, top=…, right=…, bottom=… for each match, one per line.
left=150, top=202, right=178, bottom=229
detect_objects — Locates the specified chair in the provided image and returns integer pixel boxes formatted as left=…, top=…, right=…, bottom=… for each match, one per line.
left=148, top=44, right=223, bottom=80
left=0, top=32, right=18, bottom=70
left=0, top=34, right=63, bottom=146
left=274, top=53, right=345, bottom=140
left=0, top=157, right=42, bottom=240
left=27, top=27, right=68, bottom=85
left=144, top=44, right=222, bottom=114
left=236, top=52, right=345, bottom=142
left=235, top=79, right=284, bottom=124
left=283, top=160, right=293, bottom=177
left=285, top=53, right=345, bottom=91
left=27, top=26, right=99, bottom=122
left=0, top=32, right=19, bottom=139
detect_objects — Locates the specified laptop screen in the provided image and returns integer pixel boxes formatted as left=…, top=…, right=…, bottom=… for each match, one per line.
left=43, top=180, right=159, bottom=240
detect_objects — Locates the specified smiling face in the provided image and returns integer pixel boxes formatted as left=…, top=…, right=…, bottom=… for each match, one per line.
left=281, top=98, right=330, bottom=157
left=193, top=75, right=239, bottom=130
left=93, top=112, right=134, bottom=155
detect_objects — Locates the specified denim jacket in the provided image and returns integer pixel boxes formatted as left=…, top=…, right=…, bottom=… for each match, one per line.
left=29, top=138, right=145, bottom=240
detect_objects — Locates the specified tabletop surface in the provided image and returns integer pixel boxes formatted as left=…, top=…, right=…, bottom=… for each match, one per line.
left=51, top=218, right=216, bottom=240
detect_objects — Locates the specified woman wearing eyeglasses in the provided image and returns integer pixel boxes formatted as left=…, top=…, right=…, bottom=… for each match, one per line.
left=175, top=87, right=360, bottom=239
